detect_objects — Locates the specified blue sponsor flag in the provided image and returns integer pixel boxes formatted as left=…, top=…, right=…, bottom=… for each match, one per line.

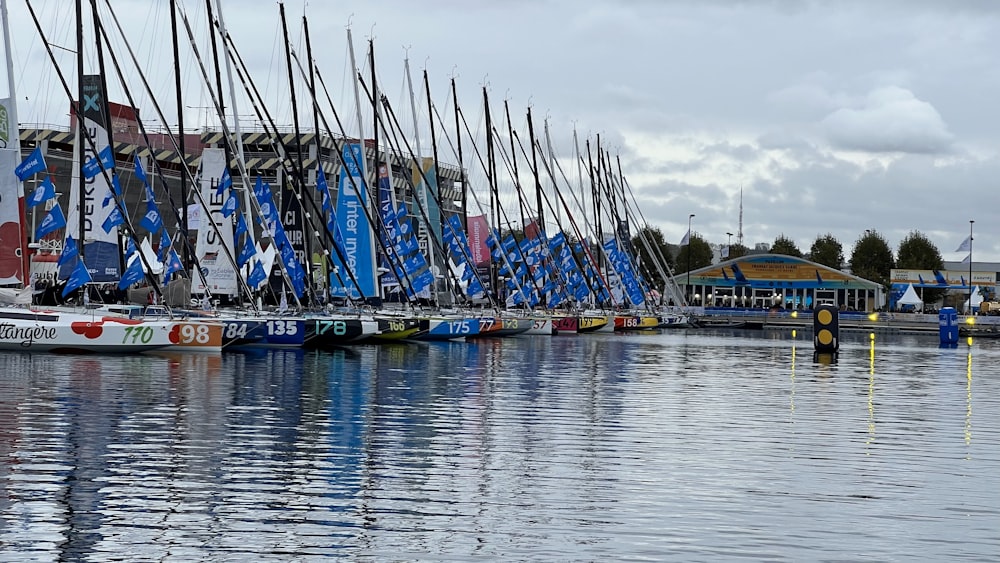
left=133, top=154, right=148, bottom=185
left=118, top=255, right=146, bottom=290
left=221, top=190, right=238, bottom=218
left=247, top=259, right=267, bottom=288
left=139, top=201, right=163, bottom=233
left=163, top=249, right=184, bottom=283
left=15, top=146, right=47, bottom=181
left=102, top=206, right=124, bottom=234
left=58, top=235, right=79, bottom=268
left=157, top=237, right=170, bottom=262
left=237, top=235, right=255, bottom=267
left=61, top=258, right=92, bottom=297
left=82, top=145, right=115, bottom=179
left=235, top=213, right=249, bottom=236
left=315, top=166, right=329, bottom=193
left=35, top=203, right=67, bottom=239
left=26, top=176, right=55, bottom=208
left=103, top=174, right=123, bottom=207
left=215, top=167, right=233, bottom=196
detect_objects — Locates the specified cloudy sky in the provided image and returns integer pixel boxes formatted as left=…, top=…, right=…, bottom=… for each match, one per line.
left=5, top=0, right=1000, bottom=261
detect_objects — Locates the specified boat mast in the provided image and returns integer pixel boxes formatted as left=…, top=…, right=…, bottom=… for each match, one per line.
left=169, top=0, right=189, bottom=269
left=279, top=2, right=314, bottom=306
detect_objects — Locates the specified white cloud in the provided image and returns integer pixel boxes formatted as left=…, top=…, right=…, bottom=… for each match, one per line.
left=821, top=87, right=954, bottom=154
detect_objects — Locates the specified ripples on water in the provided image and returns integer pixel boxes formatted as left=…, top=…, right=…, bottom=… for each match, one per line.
left=0, top=331, right=997, bottom=561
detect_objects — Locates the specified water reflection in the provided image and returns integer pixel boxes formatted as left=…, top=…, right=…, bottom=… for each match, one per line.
left=0, top=332, right=997, bottom=560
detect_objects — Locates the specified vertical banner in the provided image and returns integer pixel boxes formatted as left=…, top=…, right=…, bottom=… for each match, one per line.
left=65, top=75, right=119, bottom=282
left=376, top=162, right=398, bottom=287
left=0, top=97, right=25, bottom=285
left=467, top=214, right=490, bottom=266
left=329, top=143, right=376, bottom=299
left=411, top=157, right=441, bottom=254
left=192, top=148, right=237, bottom=295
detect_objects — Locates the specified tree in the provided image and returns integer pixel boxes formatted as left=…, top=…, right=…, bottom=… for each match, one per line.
left=726, top=242, right=750, bottom=260
left=630, top=226, right=675, bottom=289
left=675, top=233, right=713, bottom=272
left=849, top=230, right=894, bottom=287
left=809, top=233, right=844, bottom=269
left=771, top=234, right=803, bottom=258
left=897, top=230, right=945, bottom=305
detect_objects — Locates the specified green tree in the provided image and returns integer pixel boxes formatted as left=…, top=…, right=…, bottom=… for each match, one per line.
left=631, top=226, right=675, bottom=289
left=726, top=242, right=750, bottom=260
left=897, top=230, right=945, bottom=305
left=849, top=230, right=894, bottom=287
left=809, top=233, right=844, bottom=269
left=770, top=234, right=803, bottom=258
left=676, top=233, right=713, bottom=272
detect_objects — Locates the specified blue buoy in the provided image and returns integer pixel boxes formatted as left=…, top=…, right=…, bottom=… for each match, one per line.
left=939, top=307, right=958, bottom=345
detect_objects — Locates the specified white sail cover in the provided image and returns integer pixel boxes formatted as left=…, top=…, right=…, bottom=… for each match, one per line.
left=0, top=97, right=24, bottom=285
left=191, top=148, right=237, bottom=295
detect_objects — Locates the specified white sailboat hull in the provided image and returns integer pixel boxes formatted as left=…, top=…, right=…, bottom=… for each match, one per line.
left=0, top=307, right=179, bottom=353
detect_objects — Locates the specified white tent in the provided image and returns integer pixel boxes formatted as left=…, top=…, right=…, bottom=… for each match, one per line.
left=897, top=283, right=922, bottom=310
left=963, top=285, right=983, bottom=313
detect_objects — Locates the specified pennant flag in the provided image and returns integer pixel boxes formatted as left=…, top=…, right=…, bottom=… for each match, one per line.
left=82, top=145, right=115, bottom=179
left=139, top=202, right=163, bottom=233
left=102, top=206, right=124, bottom=234
left=247, top=259, right=267, bottom=288
left=237, top=235, right=255, bottom=267
left=118, top=255, right=146, bottom=289
left=955, top=235, right=972, bottom=253
left=215, top=167, right=233, bottom=196
left=15, top=146, right=47, bottom=181
left=61, top=258, right=92, bottom=297
left=103, top=174, right=124, bottom=207
left=35, top=203, right=67, bottom=239
left=163, top=249, right=184, bottom=282
left=679, top=229, right=691, bottom=246
left=961, top=253, right=971, bottom=265
left=124, top=237, right=137, bottom=260
left=235, top=213, right=249, bottom=236
left=58, top=235, right=79, bottom=268
left=27, top=177, right=56, bottom=208
left=133, top=154, right=148, bottom=185
left=221, top=190, right=239, bottom=218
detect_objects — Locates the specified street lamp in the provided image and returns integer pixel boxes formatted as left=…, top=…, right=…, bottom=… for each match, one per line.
left=726, top=232, right=733, bottom=259
left=686, top=214, right=695, bottom=297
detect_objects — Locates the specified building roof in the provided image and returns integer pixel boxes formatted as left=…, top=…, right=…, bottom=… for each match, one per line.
left=687, top=253, right=881, bottom=290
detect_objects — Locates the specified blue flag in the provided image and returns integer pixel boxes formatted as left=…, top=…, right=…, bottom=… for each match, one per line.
left=235, top=213, right=249, bottom=236
left=215, top=167, right=233, bottom=196
left=61, top=258, right=92, bottom=297
left=58, top=235, right=79, bottom=268
left=82, top=146, right=115, bottom=179
left=247, top=259, right=267, bottom=288
left=158, top=229, right=171, bottom=259
left=35, top=203, right=67, bottom=240
left=163, top=249, right=184, bottom=283
left=221, top=190, right=238, bottom=218
left=237, top=235, right=255, bottom=267
left=15, top=146, right=46, bottom=181
left=102, top=206, right=124, bottom=234
left=139, top=201, right=163, bottom=233
left=133, top=154, right=148, bottom=185
left=27, top=177, right=55, bottom=208
left=118, top=256, right=146, bottom=290
left=103, top=174, right=124, bottom=207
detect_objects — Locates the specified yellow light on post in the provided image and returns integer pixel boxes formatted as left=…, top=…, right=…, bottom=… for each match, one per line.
left=965, top=317, right=976, bottom=326
left=868, top=313, right=879, bottom=322
left=814, top=304, right=839, bottom=353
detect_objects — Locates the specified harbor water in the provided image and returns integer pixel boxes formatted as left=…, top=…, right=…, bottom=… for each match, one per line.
left=0, top=330, right=997, bottom=561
